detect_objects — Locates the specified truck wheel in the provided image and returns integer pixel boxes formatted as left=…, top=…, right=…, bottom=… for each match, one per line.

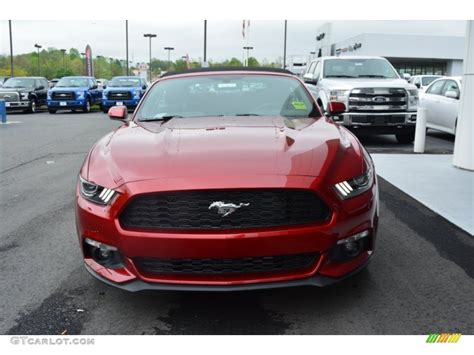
left=102, top=107, right=109, bottom=114
left=83, top=99, right=91, bottom=113
left=26, top=99, right=37, bottom=113
left=395, top=132, right=415, bottom=144
left=48, top=109, right=57, bottom=114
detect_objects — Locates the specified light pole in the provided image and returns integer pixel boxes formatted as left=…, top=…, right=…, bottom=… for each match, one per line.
left=243, top=46, right=253, bottom=67
left=80, top=52, right=85, bottom=75
left=203, top=20, right=207, bottom=65
left=143, top=33, right=157, bottom=81
left=34, top=44, right=42, bottom=75
left=164, top=47, right=174, bottom=69
left=97, top=55, right=103, bottom=78
left=125, top=20, right=129, bottom=76
left=283, top=20, right=287, bottom=69
left=9, top=20, right=14, bottom=77
left=60, top=49, right=66, bottom=71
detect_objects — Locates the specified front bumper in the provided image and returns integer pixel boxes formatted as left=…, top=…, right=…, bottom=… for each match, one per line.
left=76, top=176, right=378, bottom=291
left=333, top=112, right=417, bottom=134
left=102, top=99, right=140, bottom=109
left=5, top=100, right=29, bottom=110
left=47, top=99, right=86, bottom=108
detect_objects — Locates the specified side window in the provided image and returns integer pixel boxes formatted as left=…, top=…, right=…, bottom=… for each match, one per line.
left=306, top=62, right=315, bottom=75
left=442, top=80, right=459, bottom=97
left=42, top=79, right=48, bottom=89
left=91, top=79, right=97, bottom=88
left=313, top=61, right=321, bottom=79
left=426, top=80, right=445, bottom=95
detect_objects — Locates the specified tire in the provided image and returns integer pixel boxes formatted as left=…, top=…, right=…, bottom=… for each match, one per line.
left=102, top=107, right=109, bottom=114
left=26, top=99, right=37, bottom=113
left=48, top=109, right=56, bottom=114
left=82, top=99, right=91, bottom=113
left=395, top=132, right=415, bottom=144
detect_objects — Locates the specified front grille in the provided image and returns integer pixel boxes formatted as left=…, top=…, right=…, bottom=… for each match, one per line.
left=120, top=189, right=331, bottom=230
left=349, top=88, right=407, bottom=113
left=52, top=91, right=75, bottom=100
left=134, top=252, right=319, bottom=275
left=351, top=115, right=406, bottom=125
left=108, top=91, right=132, bottom=100
left=0, top=92, right=19, bottom=102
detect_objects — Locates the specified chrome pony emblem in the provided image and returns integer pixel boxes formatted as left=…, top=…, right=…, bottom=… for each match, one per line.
left=372, top=96, right=387, bottom=103
left=209, top=201, right=250, bottom=217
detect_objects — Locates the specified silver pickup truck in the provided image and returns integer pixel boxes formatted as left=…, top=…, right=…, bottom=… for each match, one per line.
left=303, top=56, right=419, bottom=143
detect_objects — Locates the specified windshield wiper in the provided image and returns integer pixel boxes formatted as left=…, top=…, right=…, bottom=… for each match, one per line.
left=357, top=75, right=389, bottom=78
left=235, top=113, right=260, bottom=116
left=138, top=115, right=183, bottom=122
left=325, top=75, right=356, bottom=78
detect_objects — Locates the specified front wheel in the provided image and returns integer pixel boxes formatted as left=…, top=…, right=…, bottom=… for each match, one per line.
left=26, top=99, right=37, bottom=113
left=82, top=99, right=91, bottom=113
left=395, top=132, right=415, bottom=144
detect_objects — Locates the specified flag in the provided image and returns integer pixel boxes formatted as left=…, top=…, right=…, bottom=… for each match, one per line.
left=242, top=20, right=246, bottom=38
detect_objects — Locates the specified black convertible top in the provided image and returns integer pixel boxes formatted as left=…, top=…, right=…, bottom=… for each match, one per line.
left=160, top=67, right=294, bottom=78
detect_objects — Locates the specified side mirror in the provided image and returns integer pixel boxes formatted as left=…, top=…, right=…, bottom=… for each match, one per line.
left=36, top=85, right=44, bottom=90
left=402, top=73, right=411, bottom=81
left=445, top=90, right=459, bottom=99
left=91, top=85, right=98, bottom=90
left=328, top=101, right=346, bottom=116
left=142, top=85, right=147, bottom=90
left=102, top=85, right=107, bottom=89
left=108, top=106, right=128, bottom=121
left=303, top=73, right=317, bottom=85
left=415, top=82, right=421, bottom=89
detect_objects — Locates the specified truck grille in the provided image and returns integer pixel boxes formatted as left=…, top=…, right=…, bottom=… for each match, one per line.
left=119, top=189, right=331, bottom=231
left=0, top=92, right=19, bottom=102
left=134, top=252, right=319, bottom=276
left=108, top=91, right=132, bottom=100
left=348, top=88, right=407, bottom=113
left=52, top=91, right=75, bottom=100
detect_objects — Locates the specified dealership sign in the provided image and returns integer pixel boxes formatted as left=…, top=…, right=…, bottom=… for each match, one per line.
left=85, top=45, right=93, bottom=77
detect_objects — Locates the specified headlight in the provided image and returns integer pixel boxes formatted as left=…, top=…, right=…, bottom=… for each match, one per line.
left=20, top=92, right=29, bottom=100
left=330, top=90, right=350, bottom=101
left=77, top=91, right=85, bottom=100
left=79, top=176, right=116, bottom=205
left=333, top=156, right=374, bottom=199
left=133, top=90, right=141, bottom=99
left=408, top=89, right=418, bottom=109
left=102, top=91, right=108, bottom=99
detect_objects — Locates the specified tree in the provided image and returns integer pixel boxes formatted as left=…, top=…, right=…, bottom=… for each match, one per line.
left=247, top=57, right=260, bottom=67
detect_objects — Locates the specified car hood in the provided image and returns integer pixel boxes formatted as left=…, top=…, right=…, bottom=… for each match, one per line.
left=106, top=86, right=140, bottom=91
left=87, top=116, right=363, bottom=187
left=0, top=87, right=33, bottom=93
left=50, top=86, right=89, bottom=92
left=322, top=78, right=415, bottom=90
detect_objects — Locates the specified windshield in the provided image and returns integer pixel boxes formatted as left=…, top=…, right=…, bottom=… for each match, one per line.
left=3, top=78, right=35, bottom=88
left=323, top=58, right=399, bottom=79
left=422, top=76, right=441, bottom=86
left=109, top=77, right=141, bottom=87
left=135, top=74, right=319, bottom=121
left=56, top=77, right=89, bottom=88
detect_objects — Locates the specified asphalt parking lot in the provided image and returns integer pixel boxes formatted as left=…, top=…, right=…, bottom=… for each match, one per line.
left=1, top=110, right=473, bottom=335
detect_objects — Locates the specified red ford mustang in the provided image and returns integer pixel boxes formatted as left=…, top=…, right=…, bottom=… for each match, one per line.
left=75, top=68, right=378, bottom=291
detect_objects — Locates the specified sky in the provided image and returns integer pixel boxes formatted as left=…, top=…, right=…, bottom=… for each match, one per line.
left=0, top=20, right=467, bottom=64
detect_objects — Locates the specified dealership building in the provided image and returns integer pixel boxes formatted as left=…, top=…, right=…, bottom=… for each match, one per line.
left=322, top=33, right=465, bottom=76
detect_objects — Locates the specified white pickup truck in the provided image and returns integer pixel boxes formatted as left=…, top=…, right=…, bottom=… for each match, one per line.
left=303, top=56, right=419, bottom=143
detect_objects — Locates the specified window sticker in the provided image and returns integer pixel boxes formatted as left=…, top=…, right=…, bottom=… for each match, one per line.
left=292, top=101, right=307, bottom=110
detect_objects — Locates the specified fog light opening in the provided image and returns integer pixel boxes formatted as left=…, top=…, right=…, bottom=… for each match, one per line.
left=84, top=238, right=123, bottom=269
left=330, top=230, right=370, bottom=261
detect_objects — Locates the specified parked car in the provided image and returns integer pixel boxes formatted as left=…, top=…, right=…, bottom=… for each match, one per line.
left=76, top=67, right=379, bottom=292
left=0, top=76, right=49, bottom=113
left=96, top=78, right=108, bottom=90
left=409, top=75, right=444, bottom=92
left=101, top=76, right=148, bottom=113
left=419, top=76, right=461, bottom=135
left=303, top=56, right=419, bottom=143
left=49, top=78, right=60, bottom=88
left=0, top=76, right=10, bottom=87
left=47, top=76, right=102, bottom=113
